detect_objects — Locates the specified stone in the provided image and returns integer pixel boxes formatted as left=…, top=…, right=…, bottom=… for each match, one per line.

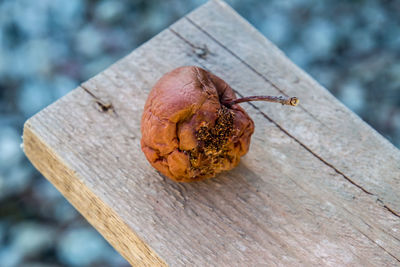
left=75, top=25, right=104, bottom=58
left=302, top=18, right=337, bottom=58
left=260, top=12, right=291, bottom=46
left=0, top=126, right=23, bottom=169
left=0, top=246, right=22, bottom=267
left=10, top=222, right=56, bottom=257
left=57, top=227, right=111, bottom=266
left=18, top=80, right=54, bottom=117
left=338, top=80, right=365, bottom=113
left=95, top=0, right=125, bottom=23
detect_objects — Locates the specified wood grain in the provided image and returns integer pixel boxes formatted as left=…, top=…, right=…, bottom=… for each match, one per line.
left=23, top=0, right=400, bottom=266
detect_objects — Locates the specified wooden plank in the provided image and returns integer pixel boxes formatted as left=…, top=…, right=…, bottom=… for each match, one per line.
left=23, top=0, right=400, bottom=266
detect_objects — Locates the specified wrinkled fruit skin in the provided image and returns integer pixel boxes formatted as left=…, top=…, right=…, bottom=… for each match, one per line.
left=141, top=66, right=254, bottom=182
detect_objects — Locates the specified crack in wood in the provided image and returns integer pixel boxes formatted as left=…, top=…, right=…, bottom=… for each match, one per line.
left=356, top=226, right=400, bottom=263
left=377, top=199, right=400, bottom=218
left=170, top=28, right=211, bottom=59
left=81, top=84, right=116, bottom=115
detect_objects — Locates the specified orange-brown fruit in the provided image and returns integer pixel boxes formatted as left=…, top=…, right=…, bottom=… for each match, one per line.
left=141, top=66, right=298, bottom=182
left=141, top=66, right=254, bottom=182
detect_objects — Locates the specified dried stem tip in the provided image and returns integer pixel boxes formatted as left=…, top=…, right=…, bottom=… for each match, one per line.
left=224, top=95, right=299, bottom=107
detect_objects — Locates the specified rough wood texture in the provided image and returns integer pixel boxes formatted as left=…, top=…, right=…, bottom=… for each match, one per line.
left=23, top=0, right=400, bottom=266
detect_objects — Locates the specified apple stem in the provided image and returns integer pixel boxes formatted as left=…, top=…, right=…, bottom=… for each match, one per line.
left=223, top=95, right=299, bottom=107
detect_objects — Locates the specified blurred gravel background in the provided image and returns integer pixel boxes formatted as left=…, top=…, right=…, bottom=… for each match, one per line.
left=0, top=0, right=399, bottom=266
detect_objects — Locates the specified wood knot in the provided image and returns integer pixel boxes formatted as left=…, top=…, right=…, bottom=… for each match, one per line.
left=95, top=100, right=114, bottom=113
left=193, top=45, right=210, bottom=59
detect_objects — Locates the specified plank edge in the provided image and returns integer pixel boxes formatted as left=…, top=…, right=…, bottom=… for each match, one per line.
left=22, top=120, right=167, bottom=267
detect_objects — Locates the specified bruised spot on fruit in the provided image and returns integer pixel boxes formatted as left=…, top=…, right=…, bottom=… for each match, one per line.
left=188, top=105, right=235, bottom=178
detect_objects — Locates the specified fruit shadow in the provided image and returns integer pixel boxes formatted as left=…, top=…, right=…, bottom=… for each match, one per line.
left=160, top=161, right=264, bottom=210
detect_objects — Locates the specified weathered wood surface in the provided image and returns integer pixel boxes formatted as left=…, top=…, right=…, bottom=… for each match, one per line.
left=23, top=0, right=400, bottom=266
